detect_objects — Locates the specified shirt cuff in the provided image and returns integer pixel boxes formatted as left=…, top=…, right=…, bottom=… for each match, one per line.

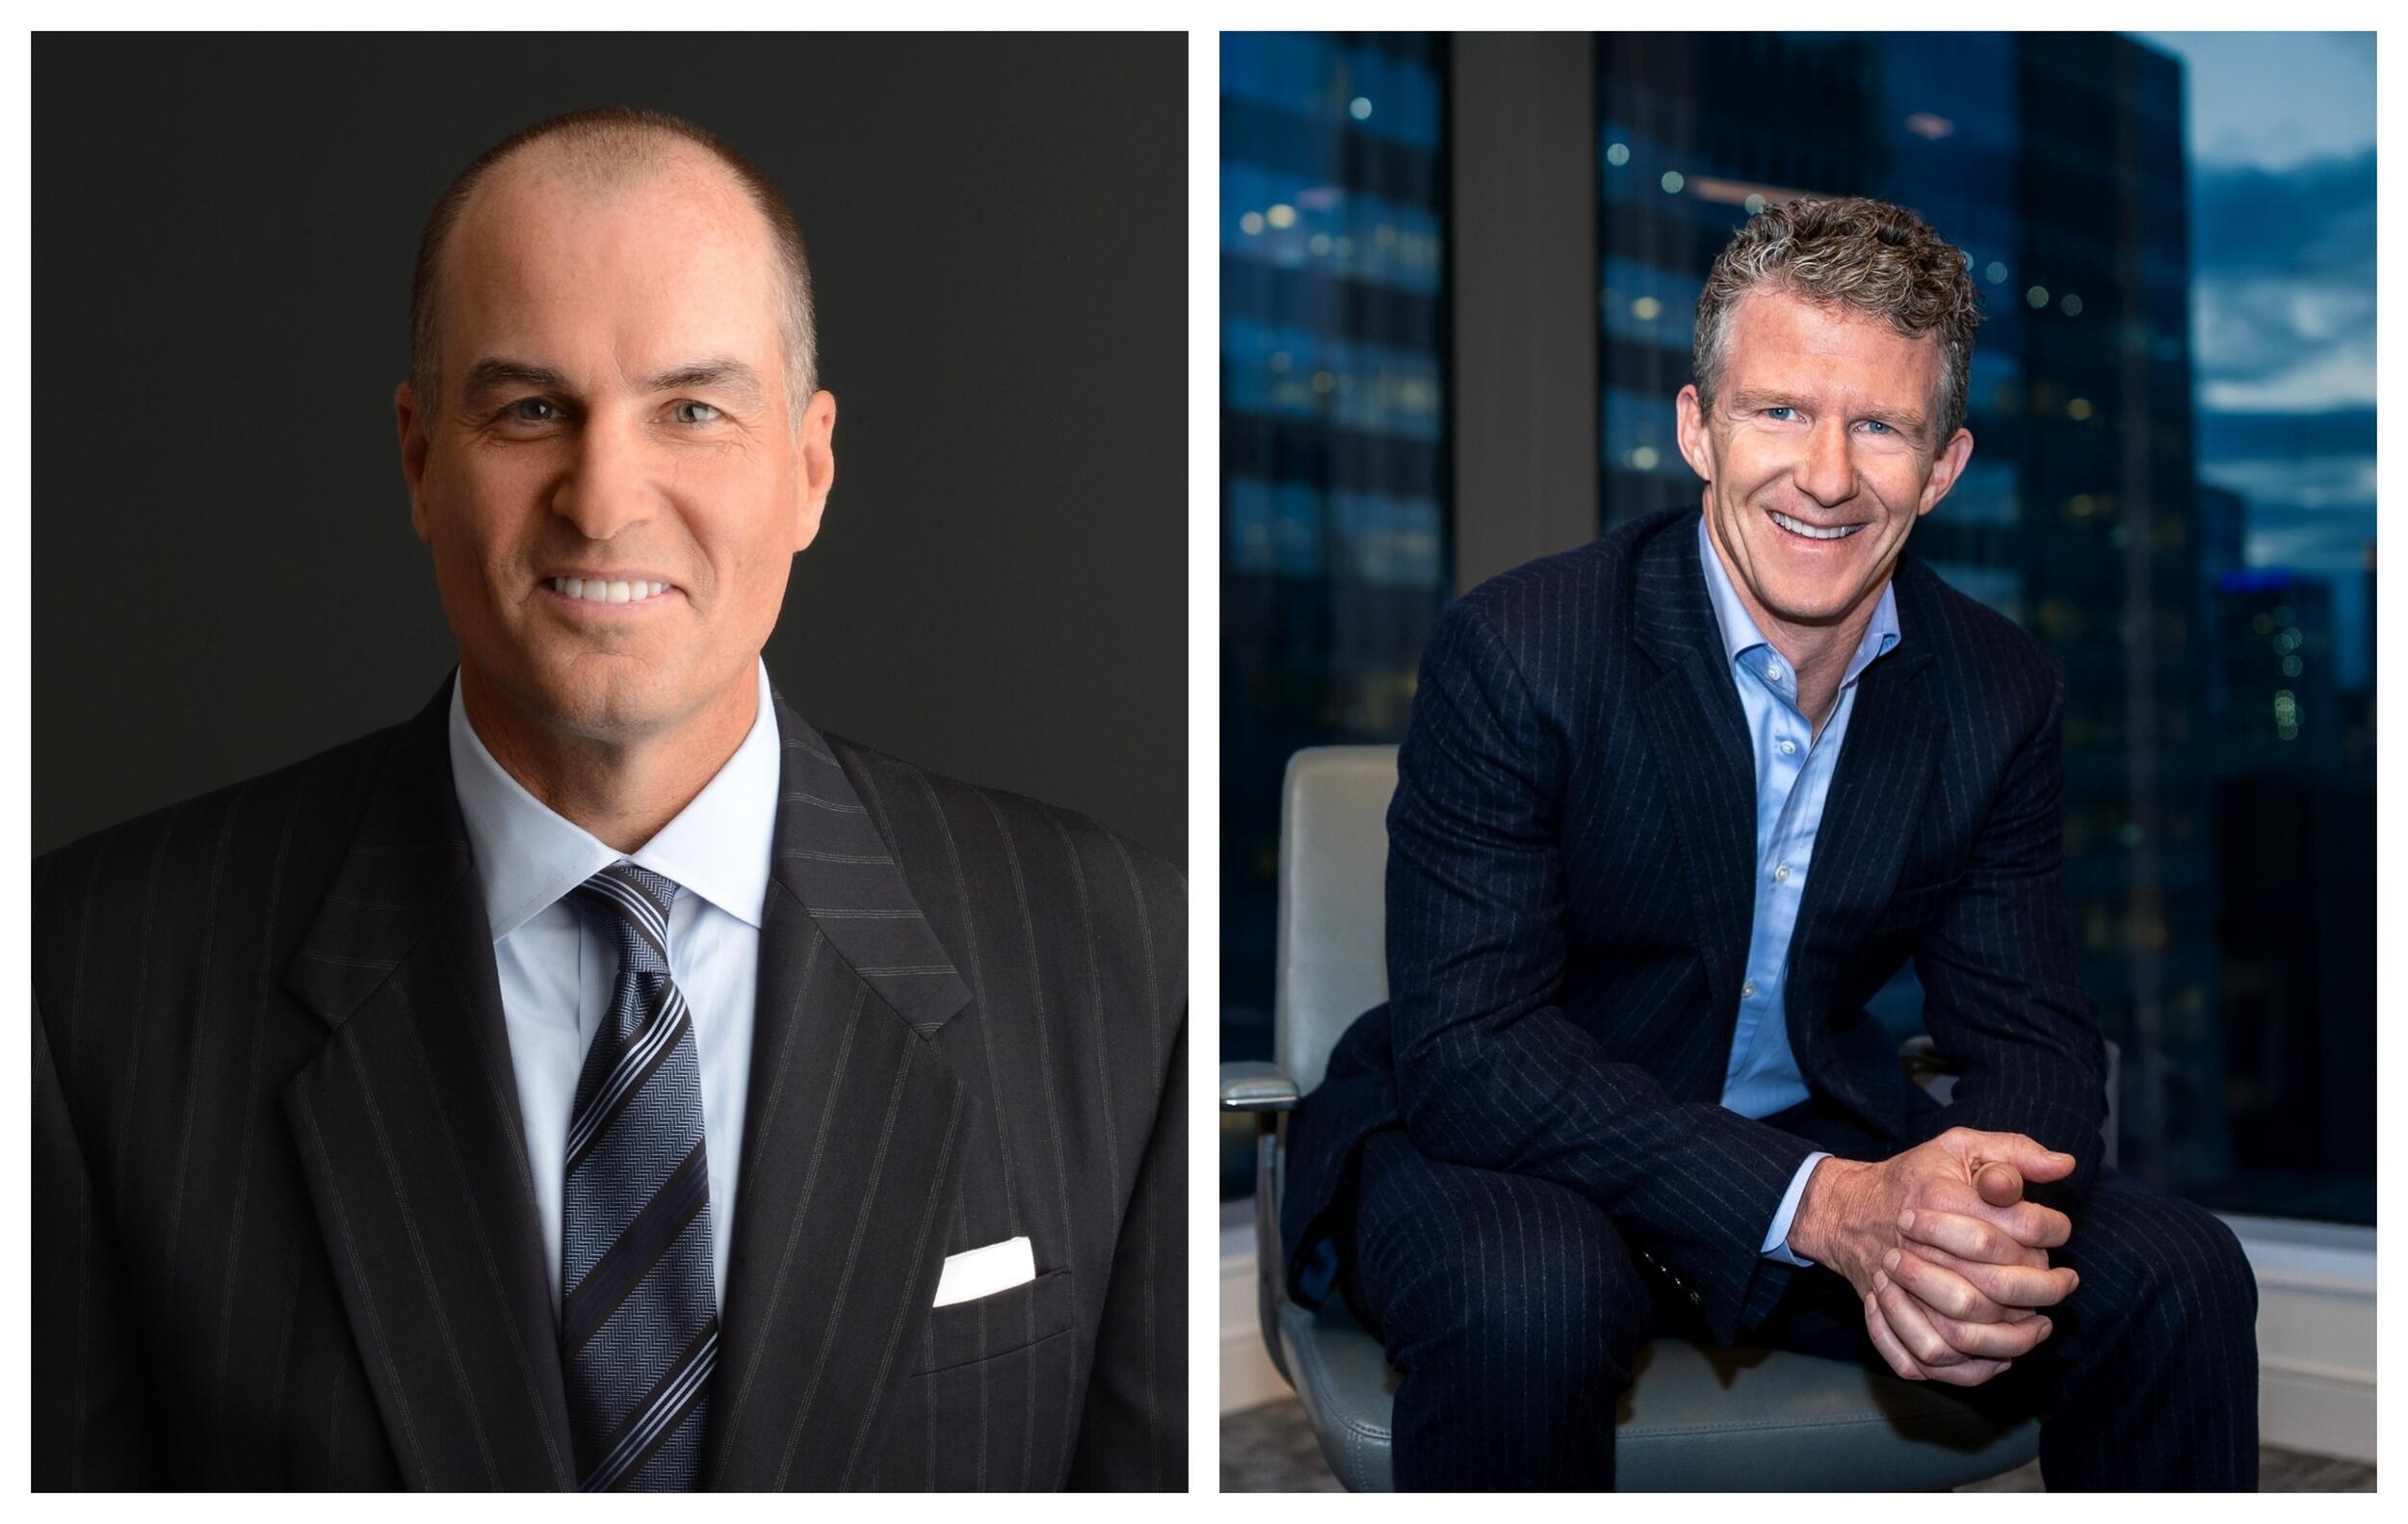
left=1759, top=1151, right=1833, bottom=1267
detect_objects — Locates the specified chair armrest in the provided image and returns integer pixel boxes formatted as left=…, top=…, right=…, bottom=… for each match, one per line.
left=1221, top=1061, right=1300, bottom=1113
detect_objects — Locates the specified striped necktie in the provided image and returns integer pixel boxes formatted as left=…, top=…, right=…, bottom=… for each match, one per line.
left=559, top=862, right=719, bottom=1491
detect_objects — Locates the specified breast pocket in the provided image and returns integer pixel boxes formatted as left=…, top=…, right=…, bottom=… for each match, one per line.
left=895, top=1269, right=1082, bottom=1489
left=918, top=1266, right=1075, bottom=1374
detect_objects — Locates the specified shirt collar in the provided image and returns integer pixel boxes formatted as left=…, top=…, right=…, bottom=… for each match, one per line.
left=1696, top=512, right=1900, bottom=690
left=448, top=658, right=781, bottom=942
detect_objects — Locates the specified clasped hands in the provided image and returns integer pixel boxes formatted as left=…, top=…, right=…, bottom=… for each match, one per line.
left=1786, top=1127, right=2081, bottom=1387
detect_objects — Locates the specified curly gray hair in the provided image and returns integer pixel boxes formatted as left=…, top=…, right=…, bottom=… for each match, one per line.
left=1691, top=196, right=1983, bottom=442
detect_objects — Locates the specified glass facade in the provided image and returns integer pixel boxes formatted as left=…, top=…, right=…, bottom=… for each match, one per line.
left=1595, top=33, right=2373, bottom=1222
left=1221, top=32, right=1453, bottom=1184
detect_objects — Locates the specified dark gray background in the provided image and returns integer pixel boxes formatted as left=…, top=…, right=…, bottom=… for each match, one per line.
left=34, top=33, right=1186, bottom=865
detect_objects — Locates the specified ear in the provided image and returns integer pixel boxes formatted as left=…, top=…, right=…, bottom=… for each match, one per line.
left=791, top=388, right=837, bottom=553
left=1673, top=383, right=1714, bottom=483
left=1918, top=426, right=1975, bottom=516
left=396, top=380, right=433, bottom=544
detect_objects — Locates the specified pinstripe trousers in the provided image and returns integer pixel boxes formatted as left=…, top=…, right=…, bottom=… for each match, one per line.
left=1342, top=1097, right=2259, bottom=1491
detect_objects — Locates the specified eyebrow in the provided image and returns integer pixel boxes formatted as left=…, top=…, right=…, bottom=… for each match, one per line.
left=458, top=355, right=767, bottom=411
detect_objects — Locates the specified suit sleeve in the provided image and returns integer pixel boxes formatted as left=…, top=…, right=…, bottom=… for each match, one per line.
left=1065, top=1015, right=1186, bottom=1490
left=33, top=988, right=161, bottom=1490
left=1912, top=661, right=2110, bottom=1204
left=1386, top=599, right=1819, bottom=1344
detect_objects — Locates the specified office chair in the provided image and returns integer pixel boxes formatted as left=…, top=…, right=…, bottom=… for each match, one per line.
left=1222, top=745, right=2116, bottom=1490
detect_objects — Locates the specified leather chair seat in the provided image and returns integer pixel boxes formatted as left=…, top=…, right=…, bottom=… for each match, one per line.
left=1276, top=1291, right=2040, bottom=1491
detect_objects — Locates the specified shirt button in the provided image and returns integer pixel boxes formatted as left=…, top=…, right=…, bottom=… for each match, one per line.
left=1773, top=863, right=1792, bottom=882
left=1778, top=739, right=1797, bottom=756
left=1764, top=662, right=1782, bottom=681
left=1741, top=980, right=1757, bottom=998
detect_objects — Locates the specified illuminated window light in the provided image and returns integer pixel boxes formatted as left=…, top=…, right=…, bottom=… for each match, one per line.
left=1606, top=142, right=1630, bottom=167
left=1632, top=296, right=1662, bottom=321
left=1350, top=96, right=1373, bottom=120
left=1267, top=203, right=1297, bottom=229
left=1661, top=171, right=1685, bottom=194
left=1240, top=211, right=1265, bottom=236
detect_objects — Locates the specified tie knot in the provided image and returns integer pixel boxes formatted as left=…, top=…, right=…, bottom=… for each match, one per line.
left=569, top=862, right=681, bottom=975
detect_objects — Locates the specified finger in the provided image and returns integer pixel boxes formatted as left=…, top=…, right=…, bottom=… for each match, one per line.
left=1976, top=1162, right=2025, bottom=1208
left=1884, top=1248, right=2014, bottom=1324
left=1913, top=1353, right=2013, bottom=1388
left=1898, top=1208, right=2038, bottom=1268
left=1905, top=1244, right=2059, bottom=1316
left=1925, top=1186, right=2073, bottom=1250
left=1863, top=1291, right=1925, bottom=1380
left=1918, top=1247, right=2081, bottom=1310
left=1955, top=1129, right=2080, bottom=1181
left=1920, top=1304, right=2054, bottom=1361
left=1875, top=1272, right=1969, bottom=1367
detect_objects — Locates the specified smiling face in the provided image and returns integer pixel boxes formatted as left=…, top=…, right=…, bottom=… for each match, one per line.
left=1674, top=284, right=1972, bottom=645
left=396, top=142, right=834, bottom=745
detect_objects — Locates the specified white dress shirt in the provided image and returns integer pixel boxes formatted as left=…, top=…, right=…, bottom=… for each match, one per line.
left=447, top=658, right=778, bottom=1318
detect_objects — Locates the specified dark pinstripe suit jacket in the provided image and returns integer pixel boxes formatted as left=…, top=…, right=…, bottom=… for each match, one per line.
left=32, top=670, right=1186, bottom=1490
left=1284, top=505, right=2107, bottom=1344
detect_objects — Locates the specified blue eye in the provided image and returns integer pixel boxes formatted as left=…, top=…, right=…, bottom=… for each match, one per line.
left=672, top=401, right=722, bottom=425
left=508, top=398, right=559, bottom=423
left=1862, top=419, right=1895, bottom=434
left=1763, top=406, right=1794, bottom=420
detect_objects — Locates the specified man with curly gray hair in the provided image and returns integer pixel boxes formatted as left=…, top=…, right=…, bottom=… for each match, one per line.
left=1281, top=196, right=2258, bottom=1490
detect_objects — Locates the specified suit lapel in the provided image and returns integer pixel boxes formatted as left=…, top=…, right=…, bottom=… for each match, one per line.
left=279, top=673, right=577, bottom=1490
left=1786, top=567, right=1943, bottom=1113
left=1630, top=521, right=1758, bottom=1092
left=701, top=687, right=973, bottom=1490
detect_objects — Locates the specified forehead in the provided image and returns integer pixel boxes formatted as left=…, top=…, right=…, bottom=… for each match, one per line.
left=437, top=148, right=782, bottom=372
left=1720, top=285, right=1944, bottom=400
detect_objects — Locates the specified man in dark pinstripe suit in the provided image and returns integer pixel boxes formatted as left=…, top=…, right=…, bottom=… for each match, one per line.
left=32, top=107, right=1184, bottom=1490
left=1282, top=197, right=2256, bottom=1490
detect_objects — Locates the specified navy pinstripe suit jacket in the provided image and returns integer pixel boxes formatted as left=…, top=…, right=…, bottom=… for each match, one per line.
left=33, top=670, right=1186, bottom=1490
left=1284, top=505, right=2107, bottom=1345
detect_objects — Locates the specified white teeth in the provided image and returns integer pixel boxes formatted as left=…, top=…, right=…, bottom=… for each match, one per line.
left=1770, top=511, right=1863, bottom=540
left=550, top=577, right=671, bottom=602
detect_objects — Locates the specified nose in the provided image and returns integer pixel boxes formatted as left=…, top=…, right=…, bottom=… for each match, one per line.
left=548, top=411, right=658, bottom=542
left=1793, top=415, right=1857, bottom=509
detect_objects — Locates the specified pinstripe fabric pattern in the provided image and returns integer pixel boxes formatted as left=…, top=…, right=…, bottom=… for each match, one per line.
left=1348, top=1090, right=2258, bottom=1489
left=32, top=669, right=1186, bottom=1490
left=1283, top=505, right=2250, bottom=1488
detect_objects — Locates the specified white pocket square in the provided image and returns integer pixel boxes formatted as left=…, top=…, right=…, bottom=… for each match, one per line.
left=931, top=1235, right=1035, bottom=1307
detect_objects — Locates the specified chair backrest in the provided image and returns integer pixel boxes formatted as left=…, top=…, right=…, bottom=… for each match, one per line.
left=1275, top=746, right=1400, bottom=1095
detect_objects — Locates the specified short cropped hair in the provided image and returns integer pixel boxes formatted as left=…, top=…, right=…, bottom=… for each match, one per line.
left=1692, top=196, right=1982, bottom=442
left=407, top=105, right=817, bottom=434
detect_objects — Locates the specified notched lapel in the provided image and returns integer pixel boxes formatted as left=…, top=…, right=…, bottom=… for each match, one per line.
left=279, top=673, right=576, bottom=1490
left=703, top=686, right=972, bottom=1490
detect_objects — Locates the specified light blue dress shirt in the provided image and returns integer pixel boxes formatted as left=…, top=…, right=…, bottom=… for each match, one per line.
left=447, top=657, right=780, bottom=1317
left=1695, top=515, right=1901, bottom=1267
